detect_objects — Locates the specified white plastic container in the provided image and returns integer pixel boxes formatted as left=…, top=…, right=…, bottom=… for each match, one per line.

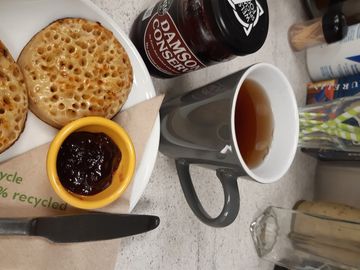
left=306, top=23, right=360, bottom=81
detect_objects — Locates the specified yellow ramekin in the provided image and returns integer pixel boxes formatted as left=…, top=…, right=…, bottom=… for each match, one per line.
left=46, top=116, right=135, bottom=209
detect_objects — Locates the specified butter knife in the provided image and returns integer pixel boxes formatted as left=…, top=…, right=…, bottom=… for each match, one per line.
left=0, top=212, right=160, bottom=243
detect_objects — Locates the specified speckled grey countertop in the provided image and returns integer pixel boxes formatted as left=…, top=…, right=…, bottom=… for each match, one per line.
left=92, top=0, right=317, bottom=269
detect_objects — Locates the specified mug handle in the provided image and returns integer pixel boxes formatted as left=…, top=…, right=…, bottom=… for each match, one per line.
left=175, top=159, right=240, bottom=227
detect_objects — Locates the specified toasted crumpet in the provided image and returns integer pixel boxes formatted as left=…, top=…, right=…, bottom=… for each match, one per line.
left=0, top=41, right=28, bottom=154
left=18, top=18, right=133, bottom=128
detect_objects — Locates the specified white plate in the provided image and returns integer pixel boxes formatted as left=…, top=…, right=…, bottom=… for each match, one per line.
left=0, top=0, right=159, bottom=212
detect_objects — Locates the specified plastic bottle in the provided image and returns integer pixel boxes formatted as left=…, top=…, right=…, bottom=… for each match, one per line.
left=306, top=23, right=360, bottom=81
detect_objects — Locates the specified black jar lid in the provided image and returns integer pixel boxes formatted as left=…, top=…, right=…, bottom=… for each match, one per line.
left=322, top=11, right=348, bottom=44
left=210, top=0, right=269, bottom=56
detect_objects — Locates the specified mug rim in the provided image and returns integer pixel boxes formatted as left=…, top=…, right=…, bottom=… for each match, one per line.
left=230, top=63, right=299, bottom=183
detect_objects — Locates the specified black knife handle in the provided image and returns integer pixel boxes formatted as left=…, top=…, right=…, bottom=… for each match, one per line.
left=0, top=218, right=33, bottom=236
left=274, top=265, right=290, bottom=270
left=35, top=213, right=160, bottom=243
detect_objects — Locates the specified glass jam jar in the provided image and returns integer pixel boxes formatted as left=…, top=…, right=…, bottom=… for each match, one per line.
left=130, top=0, right=269, bottom=78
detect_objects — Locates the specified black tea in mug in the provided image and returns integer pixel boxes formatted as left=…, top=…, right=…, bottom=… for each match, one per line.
left=235, top=79, right=274, bottom=169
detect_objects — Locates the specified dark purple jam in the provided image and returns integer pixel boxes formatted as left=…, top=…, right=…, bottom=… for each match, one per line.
left=56, top=132, right=121, bottom=196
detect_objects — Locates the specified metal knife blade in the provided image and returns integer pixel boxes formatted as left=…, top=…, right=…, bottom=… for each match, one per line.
left=0, top=212, right=160, bottom=243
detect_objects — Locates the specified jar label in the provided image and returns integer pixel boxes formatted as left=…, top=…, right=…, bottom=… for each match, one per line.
left=143, top=12, right=205, bottom=76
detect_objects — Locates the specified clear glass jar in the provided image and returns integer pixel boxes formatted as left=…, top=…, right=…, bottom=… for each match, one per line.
left=250, top=202, right=360, bottom=269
